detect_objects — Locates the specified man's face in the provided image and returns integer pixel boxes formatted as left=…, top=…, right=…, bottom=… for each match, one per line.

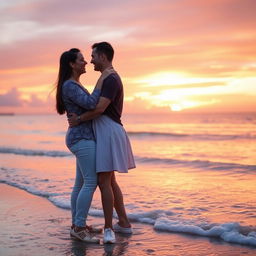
left=90, top=48, right=103, bottom=71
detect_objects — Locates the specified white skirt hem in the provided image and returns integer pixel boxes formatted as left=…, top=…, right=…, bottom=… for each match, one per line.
left=93, top=115, right=136, bottom=173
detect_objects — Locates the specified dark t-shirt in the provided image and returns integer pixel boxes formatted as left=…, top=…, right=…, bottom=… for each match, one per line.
left=100, top=73, right=123, bottom=125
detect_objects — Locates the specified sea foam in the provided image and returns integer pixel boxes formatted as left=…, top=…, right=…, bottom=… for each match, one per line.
left=0, top=147, right=71, bottom=157
left=1, top=180, right=256, bottom=247
left=154, top=218, right=256, bottom=247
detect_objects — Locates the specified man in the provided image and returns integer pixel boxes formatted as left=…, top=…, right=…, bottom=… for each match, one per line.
left=68, top=42, right=135, bottom=244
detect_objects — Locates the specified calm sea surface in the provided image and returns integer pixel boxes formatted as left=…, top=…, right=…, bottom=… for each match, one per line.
left=0, top=112, right=255, bottom=248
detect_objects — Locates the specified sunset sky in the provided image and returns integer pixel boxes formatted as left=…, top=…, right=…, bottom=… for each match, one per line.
left=0, top=0, right=256, bottom=114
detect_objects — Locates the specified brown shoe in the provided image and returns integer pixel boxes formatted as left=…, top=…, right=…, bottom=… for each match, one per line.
left=86, top=225, right=103, bottom=233
left=70, top=226, right=100, bottom=243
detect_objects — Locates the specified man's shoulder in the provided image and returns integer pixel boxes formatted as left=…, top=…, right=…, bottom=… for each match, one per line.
left=104, top=73, right=122, bottom=86
left=105, top=72, right=120, bottom=81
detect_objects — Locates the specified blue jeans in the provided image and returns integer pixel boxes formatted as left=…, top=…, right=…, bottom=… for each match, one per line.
left=69, top=139, right=97, bottom=227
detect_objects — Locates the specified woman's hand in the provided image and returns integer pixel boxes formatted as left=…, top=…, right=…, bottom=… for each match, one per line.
left=68, top=113, right=79, bottom=127
left=101, top=67, right=116, bottom=79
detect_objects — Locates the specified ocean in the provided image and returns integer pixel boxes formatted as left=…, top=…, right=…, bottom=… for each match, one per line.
left=0, top=112, right=256, bottom=248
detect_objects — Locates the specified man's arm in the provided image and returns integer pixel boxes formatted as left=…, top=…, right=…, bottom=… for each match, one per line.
left=68, top=97, right=110, bottom=127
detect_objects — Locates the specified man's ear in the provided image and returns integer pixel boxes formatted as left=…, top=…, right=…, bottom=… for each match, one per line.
left=100, top=53, right=106, bottom=62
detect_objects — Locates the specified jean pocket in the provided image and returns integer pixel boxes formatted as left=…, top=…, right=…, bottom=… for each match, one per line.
left=69, top=140, right=95, bottom=154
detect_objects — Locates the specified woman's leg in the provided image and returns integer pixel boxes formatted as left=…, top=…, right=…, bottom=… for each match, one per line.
left=71, top=160, right=83, bottom=226
left=72, top=140, right=97, bottom=227
left=98, top=171, right=114, bottom=229
left=111, top=172, right=131, bottom=227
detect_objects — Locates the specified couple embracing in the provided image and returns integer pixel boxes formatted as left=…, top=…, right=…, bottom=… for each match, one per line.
left=55, top=42, right=136, bottom=243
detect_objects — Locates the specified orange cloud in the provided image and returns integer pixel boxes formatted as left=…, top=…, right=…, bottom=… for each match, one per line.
left=0, top=0, right=256, bottom=113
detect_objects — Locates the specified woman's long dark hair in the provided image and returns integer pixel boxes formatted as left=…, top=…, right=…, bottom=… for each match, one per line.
left=56, top=48, right=80, bottom=114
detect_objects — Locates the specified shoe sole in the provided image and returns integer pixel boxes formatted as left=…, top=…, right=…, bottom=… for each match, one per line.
left=86, top=226, right=103, bottom=233
left=70, top=232, right=100, bottom=243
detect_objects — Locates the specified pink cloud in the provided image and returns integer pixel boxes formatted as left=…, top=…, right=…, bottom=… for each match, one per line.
left=1, top=0, right=256, bottom=113
left=0, top=88, right=23, bottom=106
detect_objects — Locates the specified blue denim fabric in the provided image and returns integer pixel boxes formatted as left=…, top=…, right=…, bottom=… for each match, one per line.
left=62, top=79, right=101, bottom=148
left=69, top=139, right=97, bottom=227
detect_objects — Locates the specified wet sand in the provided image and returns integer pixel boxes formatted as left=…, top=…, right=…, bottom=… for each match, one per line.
left=0, top=183, right=255, bottom=256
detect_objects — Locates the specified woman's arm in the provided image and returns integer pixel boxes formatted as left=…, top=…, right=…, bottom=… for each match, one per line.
left=68, top=97, right=111, bottom=127
left=63, top=69, right=114, bottom=110
left=63, top=81, right=101, bottom=110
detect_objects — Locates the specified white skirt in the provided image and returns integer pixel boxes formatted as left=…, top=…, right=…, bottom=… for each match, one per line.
left=93, top=115, right=136, bottom=173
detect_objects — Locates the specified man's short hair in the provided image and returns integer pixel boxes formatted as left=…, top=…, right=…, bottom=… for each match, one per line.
left=92, top=42, right=114, bottom=61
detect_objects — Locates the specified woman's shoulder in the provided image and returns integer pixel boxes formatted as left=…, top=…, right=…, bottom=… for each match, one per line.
left=62, top=79, right=81, bottom=92
left=62, top=80, right=89, bottom=96
left=63, top=79, right=77, bottom=87
left=62, top=80, right=78, bottom=97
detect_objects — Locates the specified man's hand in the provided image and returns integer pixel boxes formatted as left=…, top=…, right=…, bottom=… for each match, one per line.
left=68, top=113, right=79, bottom=127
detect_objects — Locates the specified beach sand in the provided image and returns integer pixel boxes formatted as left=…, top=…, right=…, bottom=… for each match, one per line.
left=0, top=183, right=255, bottom=256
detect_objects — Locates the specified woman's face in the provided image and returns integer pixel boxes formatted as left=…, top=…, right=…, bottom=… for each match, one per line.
left=72, top=52, right=87, bottom=75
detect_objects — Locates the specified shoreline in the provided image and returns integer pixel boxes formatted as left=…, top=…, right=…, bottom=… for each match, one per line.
left=0, top=183, right=255, bottom=256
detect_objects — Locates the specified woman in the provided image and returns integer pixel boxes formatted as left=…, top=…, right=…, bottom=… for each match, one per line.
left=55, top=48, right=112, bottom=243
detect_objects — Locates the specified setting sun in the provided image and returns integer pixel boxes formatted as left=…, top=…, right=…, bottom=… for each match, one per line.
left=170, top=104, right=182, bottom=111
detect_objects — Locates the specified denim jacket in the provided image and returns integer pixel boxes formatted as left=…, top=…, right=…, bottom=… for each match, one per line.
left=62, top=79, right=100, bottom=148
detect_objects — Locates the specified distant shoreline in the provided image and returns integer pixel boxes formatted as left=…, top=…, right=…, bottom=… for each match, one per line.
left=0, top=111, right=256, bottom=116
left=0, top=113, right=14, bottom=116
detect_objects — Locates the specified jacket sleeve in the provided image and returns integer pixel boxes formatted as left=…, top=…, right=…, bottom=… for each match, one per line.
left=62, top=81, right=101, bottom=110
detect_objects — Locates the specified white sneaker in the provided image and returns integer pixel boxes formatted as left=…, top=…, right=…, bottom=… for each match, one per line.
left=103, top=228, right=116, bottom=244
left=70, top=227, right=100, bottom=243
left=113, top=223, right=133, bottom=234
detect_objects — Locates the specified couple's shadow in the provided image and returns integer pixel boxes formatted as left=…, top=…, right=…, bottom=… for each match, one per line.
left=70, top=233, right=131, bottom=256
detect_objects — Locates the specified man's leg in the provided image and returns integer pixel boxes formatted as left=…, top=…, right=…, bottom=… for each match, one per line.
left=111, top=172, right=131, bottom=227
left=98, top=171, right=114, bottom=229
